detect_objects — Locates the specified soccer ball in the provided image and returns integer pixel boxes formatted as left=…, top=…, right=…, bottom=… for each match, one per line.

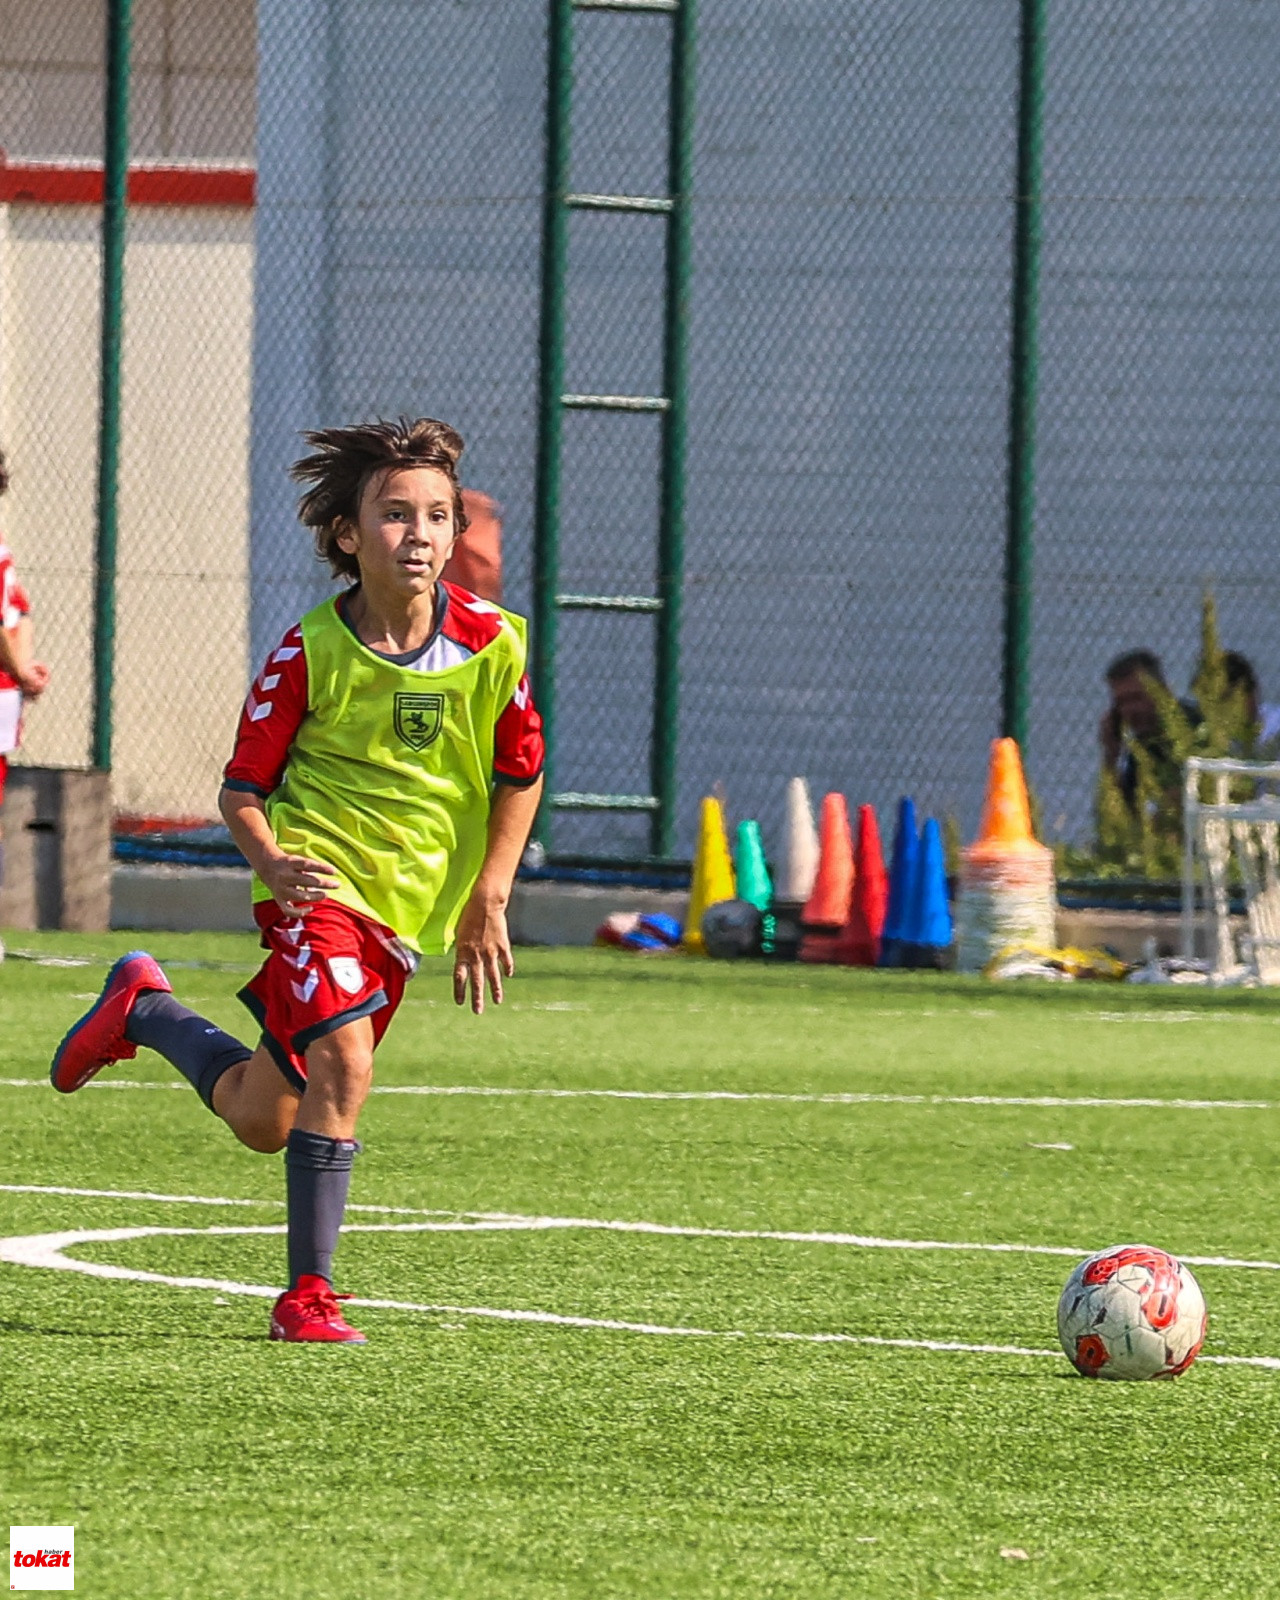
left=1057, top=1245, right=1208, bottom=1380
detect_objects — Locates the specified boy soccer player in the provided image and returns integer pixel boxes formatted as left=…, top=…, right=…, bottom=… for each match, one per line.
left=50, top=418, right=544, bottom=1342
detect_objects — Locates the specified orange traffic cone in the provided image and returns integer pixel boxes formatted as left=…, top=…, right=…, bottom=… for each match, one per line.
left=969, top=736, right=1037, bottom=858
left=799, top=793, right=855, bottom=963
left=684, top=796, right=736, bottom=955
left=954, top=738, right=1056, bottom=972
left=836, top=804, right=888, bottom=965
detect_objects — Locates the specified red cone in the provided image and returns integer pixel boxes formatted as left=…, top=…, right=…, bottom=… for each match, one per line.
left=836, top=804, right=888, bottom=966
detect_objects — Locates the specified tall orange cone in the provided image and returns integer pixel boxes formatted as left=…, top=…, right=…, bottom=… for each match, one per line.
left=683, top=796, right=736, bottom=955
left=970, top=736, right=1037, bottom=857
left=954, top=738, right=1056, bottom=972
left=799, top=793, right=855, bottom=963
left=836, top=803, right=888, bottom=965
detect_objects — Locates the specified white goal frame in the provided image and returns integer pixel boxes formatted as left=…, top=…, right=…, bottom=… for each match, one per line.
left=1182, top=756, right=1280, bottom=982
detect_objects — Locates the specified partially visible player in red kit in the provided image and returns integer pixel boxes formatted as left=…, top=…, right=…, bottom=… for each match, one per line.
left=50, top=418, right=544, bottom=1341
left=0, top=445, right=52, bottom=946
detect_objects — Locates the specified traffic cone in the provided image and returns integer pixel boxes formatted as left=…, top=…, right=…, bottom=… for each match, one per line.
left=775, top=777, right=820, bottom=906
left=903, top=817, right=954, bottom=969
left=734, top=820, right=773, bottom=912
left=836, top=803, right=888, bottom=965
left=684, top=797, right=736, bottom=955
left=954, top=739, right=1056, bottom=972
left=970, top=736, right=1036, bottom=857
left=879, top=796, right=920, bottom=968
left=799, top=792, right=855, bottom=963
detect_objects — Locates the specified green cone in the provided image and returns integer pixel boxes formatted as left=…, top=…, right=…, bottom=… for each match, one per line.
left=734, top=819, right=774, bottom=911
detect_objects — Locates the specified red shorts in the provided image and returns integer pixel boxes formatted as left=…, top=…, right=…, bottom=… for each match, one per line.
left=239, top=898, right=417, bottom=1091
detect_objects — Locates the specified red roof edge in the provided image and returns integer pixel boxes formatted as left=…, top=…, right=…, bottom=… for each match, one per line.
left=0, top=153, right=255, bottom=208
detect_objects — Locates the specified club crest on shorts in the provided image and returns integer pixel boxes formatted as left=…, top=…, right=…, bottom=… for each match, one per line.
left=327, top=956, right=364, bottom=995
left=393, top=691, right=445, bottom=751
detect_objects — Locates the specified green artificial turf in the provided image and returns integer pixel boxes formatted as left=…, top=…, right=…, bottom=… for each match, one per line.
left=3, top=932, right=1280, bottom=1597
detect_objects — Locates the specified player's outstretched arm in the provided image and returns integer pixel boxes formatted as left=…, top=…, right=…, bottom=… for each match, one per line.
left=453, top=776, right=544, bottom=1015
left=0, top=618, right=49, bottom=696
left=219, top=784, right=340, bottom=915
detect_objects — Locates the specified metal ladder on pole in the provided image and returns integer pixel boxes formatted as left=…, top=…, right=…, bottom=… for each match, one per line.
left=530, top=0, right=698, bottom=859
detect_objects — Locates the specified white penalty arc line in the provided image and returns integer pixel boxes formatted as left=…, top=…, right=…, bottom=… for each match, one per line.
left=5, top=1183, right=1280, bottom=1270
left=0, top=1078, right=1272, bottom=1112
left=1, top=1217, right=1277, bottom=1372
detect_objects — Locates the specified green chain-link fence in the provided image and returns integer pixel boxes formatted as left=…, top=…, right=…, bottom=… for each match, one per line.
left=2, top=0, right=1278, bottom=870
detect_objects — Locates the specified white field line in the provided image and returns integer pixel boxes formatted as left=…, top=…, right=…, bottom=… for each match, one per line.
left=0, top=1078, right=185, bottom=1090
left=367, top=1086, right=1276, bottom=1112
left=4, top=1185, right=1280, bottom=1272
left=0, top=1183, right=464, bottom=1218
left=1, top=1217, right=1277, bottom=1371
left=0, top=1078, right=1272, bottom=1112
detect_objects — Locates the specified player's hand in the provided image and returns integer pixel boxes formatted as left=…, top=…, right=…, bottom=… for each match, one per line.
left=18, top=660, right=50, bottom=697
left=260, top=853, right=341, bottom=915
left=453, top=889, right=514, bottom=1015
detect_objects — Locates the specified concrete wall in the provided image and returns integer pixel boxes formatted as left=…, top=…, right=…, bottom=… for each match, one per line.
left=0, top=0, right=256, bottom=818
left=0, top=202, right=253, bottom=816
left=0, top=0, right=255, bottom=163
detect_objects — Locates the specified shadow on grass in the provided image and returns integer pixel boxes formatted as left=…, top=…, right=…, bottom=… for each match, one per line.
left=0, top=1316, right=262, bottom=1343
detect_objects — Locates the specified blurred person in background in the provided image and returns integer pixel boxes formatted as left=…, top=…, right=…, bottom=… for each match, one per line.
left=1099, top=649, right=1182, bottom=813
left=1224, top=651, right=1280, bottom=751
left=0, top=445, right=52, bottom=955
left=442, top=488, right=503, bottom=603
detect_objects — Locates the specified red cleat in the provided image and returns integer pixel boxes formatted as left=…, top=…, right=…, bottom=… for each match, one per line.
left=270, top=1275, right=367, bottom=1344
left=50, top=950, right=172, bottom=1094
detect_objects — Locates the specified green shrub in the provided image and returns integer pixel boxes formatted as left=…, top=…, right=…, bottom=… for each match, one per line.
left=1059, top=591, right=1256, bottom=881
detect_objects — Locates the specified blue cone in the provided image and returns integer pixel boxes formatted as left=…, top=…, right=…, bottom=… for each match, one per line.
left=904, top=817, right=954, bottom=969
left=879, top=796, right=919, bottom=968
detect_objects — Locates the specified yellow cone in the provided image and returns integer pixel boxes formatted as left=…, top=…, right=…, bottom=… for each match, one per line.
left=684, top=796, right=737, bottom=954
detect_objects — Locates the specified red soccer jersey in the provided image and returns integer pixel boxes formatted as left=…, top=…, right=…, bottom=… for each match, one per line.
left=0, top=540, right=32, bottom=694
left=223, top=580, right=545, bottom=797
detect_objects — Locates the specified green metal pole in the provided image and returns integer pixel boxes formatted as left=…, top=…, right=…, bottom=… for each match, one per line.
left=93, top=0, right=133, bottom=771
left=530, top=0, right=574, bottom=845
left=1001, top=0, right=1047, bottom=752
left=650, top=0, right=698, bottom=857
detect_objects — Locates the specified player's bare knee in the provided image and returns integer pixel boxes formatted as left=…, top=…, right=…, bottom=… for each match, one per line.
left=237, top=1119, right=291, bottom=1155
left=231, top=1098, right=296, bottom=1154
left=305, top=1030, right=374, bottom=1114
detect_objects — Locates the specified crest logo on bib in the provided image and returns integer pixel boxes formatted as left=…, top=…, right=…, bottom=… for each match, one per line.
left=393, top=691, right=445, bottom=751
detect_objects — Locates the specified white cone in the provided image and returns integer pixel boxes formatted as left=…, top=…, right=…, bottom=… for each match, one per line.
left=776, top=777, right=820, bottom=904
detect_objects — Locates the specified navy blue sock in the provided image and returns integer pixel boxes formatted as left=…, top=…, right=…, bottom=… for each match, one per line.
left=285, top=1129, right=361, bottom=1287
left=125, top=991, right=252, bottom=1111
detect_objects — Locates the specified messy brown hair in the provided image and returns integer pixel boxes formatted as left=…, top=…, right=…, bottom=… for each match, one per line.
left=290, top=416, right=469, bottom=581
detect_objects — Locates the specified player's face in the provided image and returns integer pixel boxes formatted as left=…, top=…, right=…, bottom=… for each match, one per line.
left=338, top=467, right=457, bottom=596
